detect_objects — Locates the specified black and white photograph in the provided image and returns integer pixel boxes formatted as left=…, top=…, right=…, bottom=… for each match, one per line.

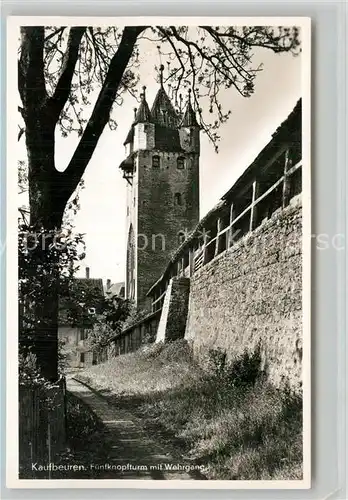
left=7, top=17, right=311, bottom=488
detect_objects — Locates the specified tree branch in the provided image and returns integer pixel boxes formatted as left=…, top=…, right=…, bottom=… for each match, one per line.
left=48, top=27, right=86, bottom=121
left=60, top=26, right=146, bottom=198
left=18, top=126, right=25, bottom=142
left=18, top=27, right=46, bottom=111
left=44, top=27, right=65, bottom=43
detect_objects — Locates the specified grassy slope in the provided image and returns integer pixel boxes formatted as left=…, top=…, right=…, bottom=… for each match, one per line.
left=76, top=340, right=303, bottom=480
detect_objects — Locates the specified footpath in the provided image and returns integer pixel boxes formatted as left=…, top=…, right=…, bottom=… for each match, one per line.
left=66, top=377, right=207, bottom=480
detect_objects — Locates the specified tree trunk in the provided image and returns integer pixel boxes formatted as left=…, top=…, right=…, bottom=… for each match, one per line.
left=29, top=249, right=60, bottom=382
left=24, top=116, right=66, bottom=382
left=19, top=25, right=146, bottom=381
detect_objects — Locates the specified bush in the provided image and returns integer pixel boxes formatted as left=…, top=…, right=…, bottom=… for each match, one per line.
left=226, top=346, right=263, bottom=388
left=207, top=344, right=264, bottom=389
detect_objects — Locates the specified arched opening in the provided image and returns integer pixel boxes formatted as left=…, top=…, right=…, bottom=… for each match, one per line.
left=177, top=156, right=185, bottom=169
left=152, top=155, right=160, bottom=168
left=178, top=231, right=186, bottom=245
left=174, top=192, right=183, bottom=206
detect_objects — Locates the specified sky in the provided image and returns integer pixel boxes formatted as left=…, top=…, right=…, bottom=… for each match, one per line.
left=18, top=30, right=301, bottom=285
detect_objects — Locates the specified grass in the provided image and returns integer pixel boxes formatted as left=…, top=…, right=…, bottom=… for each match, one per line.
left=76, top=339, right=303, bottom=480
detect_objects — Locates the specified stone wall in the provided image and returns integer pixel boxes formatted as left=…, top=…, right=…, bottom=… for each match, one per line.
left=185, top=197, right=303, bottom=393
left=156, top=277, right=190, bottom=342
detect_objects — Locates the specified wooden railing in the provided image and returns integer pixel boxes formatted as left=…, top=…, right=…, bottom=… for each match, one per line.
left=152, top=290, right=166, bottom=312
left=150, top=155, right=302, bottom=310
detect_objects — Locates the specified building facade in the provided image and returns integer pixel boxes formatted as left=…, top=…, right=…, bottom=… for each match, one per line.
left=58, top=267, right=104, bottom=369
left=120, top=71, right=200, bottom=310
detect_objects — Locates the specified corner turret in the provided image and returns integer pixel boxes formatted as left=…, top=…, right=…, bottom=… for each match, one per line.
left=133, top=86, right=155, bottom=151
left=179, top=89, right=200, bottom=154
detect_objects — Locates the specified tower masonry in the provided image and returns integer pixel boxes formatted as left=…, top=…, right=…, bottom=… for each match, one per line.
left=119, top=76, right=200, bottom=311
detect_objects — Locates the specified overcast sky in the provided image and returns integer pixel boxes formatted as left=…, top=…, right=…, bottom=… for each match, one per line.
left=18, top=30, right=301, bottom=285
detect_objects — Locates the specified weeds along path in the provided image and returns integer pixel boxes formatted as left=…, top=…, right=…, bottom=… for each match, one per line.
left=66, top=377, right=207, bottom=480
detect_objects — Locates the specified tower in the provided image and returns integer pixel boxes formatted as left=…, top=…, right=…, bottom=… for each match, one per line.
left=120, top=69, right=200, bottom=311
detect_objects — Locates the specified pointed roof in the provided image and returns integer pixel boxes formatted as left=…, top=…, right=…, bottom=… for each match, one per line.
left=123, top=94, right=151, bottom=146
left=123, top=126, right=134, bottom=146
left=180, top=90, right=199, bottom=127
left=151, top=74, right=180, bottom=128
left=134, top=86, right=152, bottom=124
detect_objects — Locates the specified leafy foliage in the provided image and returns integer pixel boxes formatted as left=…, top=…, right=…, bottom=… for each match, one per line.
left=18, top=224, right=86, bottom=345
left=84, top=297, right=131, bottom=354
left=207, top=344, right=264, bottom=388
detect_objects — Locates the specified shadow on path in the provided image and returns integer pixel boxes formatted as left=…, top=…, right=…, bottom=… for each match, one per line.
left=67, top=377, right=207, bottom=480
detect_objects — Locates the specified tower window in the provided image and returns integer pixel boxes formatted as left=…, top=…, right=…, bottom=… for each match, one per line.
left=152, top=155, right=160, bottom=168
left=177, top=157, right=185, bottom=170
left=174, top=193, right=183, bottom=206
left=178, top=231, right=186, bottom=245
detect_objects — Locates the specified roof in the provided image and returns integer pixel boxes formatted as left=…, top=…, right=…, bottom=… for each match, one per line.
left=151, top=87, right=180, bottom=129
left=105, top=281, right=125, bottom=298
left=222, top=99, right=301, bottom=202
left=123, top=125, right=134, bottom=146
left=134, top=96, right=152, bottom=124
left=58, top=277, right=104, bottom=325
left=122, top=84, right=199, bottom=150
left=119, top=152, right=136, bottom=171
left=73, top=277, right=104, bottom=293
left=154, top=124, right=183, bottom=152
left=180, top=98, right=199, bottom=128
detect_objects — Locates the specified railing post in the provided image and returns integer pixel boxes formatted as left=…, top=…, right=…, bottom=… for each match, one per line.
left=214, top=218, right=222, bottom=257
left=189, top=247, right=194, bottom=277
left=227, top=202, right=235, bottom=248
left=202, top=231, right=209, bottom=265
left=249, top=180, right=259, bottom=232
left=282, top=148, right=292, bottom=208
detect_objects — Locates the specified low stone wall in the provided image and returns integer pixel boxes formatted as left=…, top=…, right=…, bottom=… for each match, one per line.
left=185, top=198, right=303, bottom=393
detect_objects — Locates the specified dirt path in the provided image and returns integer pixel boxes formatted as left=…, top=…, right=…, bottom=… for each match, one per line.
left=66, top=377, right=207, bottom=480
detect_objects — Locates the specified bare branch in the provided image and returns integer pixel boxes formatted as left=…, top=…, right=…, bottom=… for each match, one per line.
left=48, top=27, right=86, bottom=121
left=18, top=126, right=25, bottom=142
left=44, top=27, right=65, bottom=43
left=60, top=26, right=147, bottom=199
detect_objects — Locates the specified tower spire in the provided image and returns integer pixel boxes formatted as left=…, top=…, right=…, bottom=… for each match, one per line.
left=180, top=88, right=199, bottom=128
left=133, top=85, right=152, bottom=124
left=159, top=64, right=164, bottom=87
